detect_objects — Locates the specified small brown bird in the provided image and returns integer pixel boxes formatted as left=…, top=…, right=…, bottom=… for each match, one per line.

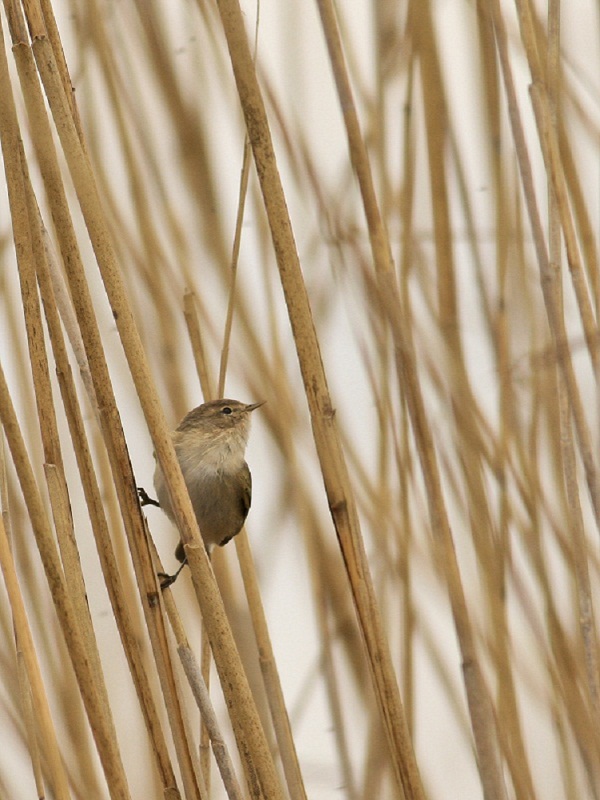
left=140, top=398, right=264, bottom=586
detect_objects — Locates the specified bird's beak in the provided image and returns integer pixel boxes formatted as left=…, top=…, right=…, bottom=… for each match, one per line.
left=245, top=401, right=266, bottom=413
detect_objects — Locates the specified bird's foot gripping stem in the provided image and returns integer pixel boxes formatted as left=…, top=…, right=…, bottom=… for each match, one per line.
left=138, top=487, right=160, bottom=508
left=158, top=557, right=188, bottom=589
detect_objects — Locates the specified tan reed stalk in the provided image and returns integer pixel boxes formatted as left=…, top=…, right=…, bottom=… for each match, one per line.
left=470, top=19, right=530, bottom=794
left=0, top=18, right=133, bottom=800
left=177, top=644, right=242, bottom=800
left=558, top=128, right=600, bottom=317
left=0, top=444, right=70, bottom=800
left=182, top=287, right=216, bottom=791
left=447, top=132, right=538, bottom=800
left=531, top=80, right=600, bottom=365
left=129, top=0, right=231, bottom=275
left=57, top=366, right=181, bottom=795
left=25, top=6, right=286, bottom=797
left=443, top=65, right=542, bottom=800
left=214, top=1, right=425, bottom=797
left=0, top=361, right=132, bottom=799
left=6, top=12, right=206, bottom=800
left=29, top=151, right=170, bottom=793
left=184, top=291, right=217, bottom=405
left=0, top=511, right=72, bottom=800
left=397, top=54, right=418, bottom=743
left=240, top=206, right=390, bottom=793
left=513, top=0, right=599, bottom=376
left=489, top=1, right=600, bottom=765
left=45, top=305, right=179, bottom=796
left=198, top=620, right=213, bottom=795
left=316, top=1, right=511, bottom=798
left=29, top=4, right=288, bottom=796
left=218, top=138, right=252, bottom=396
left=14, top=646, right=45, bottom=797
left=234, top=532, right=308, bottom=800
left=185, top=270, right=308, bottom=799
left=302, top=511, right=360, bottom=800
left=212, top=25, right=309, bottom=791
left=507, top=257, right=600, bottom=789
left=152, top=536, right=245, bottom=800
left=486, top=0, right=600, bottom=530
left=545, top=0, right=600, bottom=779
left=22, top=165, right=126, bottom=761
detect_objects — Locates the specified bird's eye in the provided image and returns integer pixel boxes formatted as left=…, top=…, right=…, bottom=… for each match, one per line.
left=221, top=406, right=233, bottom=415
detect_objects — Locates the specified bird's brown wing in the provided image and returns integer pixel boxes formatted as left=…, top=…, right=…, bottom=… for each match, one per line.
left=241, top=461, right=252, bottom=517
left=217, top=463, right=252, bottom=548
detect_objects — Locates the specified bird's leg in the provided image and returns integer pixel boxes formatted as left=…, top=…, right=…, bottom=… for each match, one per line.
left=138, top=488, right=181, bottom=587
left=138, top=487, right=160, bottom=507
left=158, top=557, right=188, bottom=589
left=158, top=541, right=213, bottom=590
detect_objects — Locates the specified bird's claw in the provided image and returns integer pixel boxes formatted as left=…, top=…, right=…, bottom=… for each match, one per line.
left=138, top=487, right=160, bottom=508
left=158, top=571, right=178, bottom=590
left=157, top=558, right=188, bottom=590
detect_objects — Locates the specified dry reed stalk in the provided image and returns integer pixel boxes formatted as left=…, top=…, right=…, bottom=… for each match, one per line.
left=302, top=513, right=360, bottom=800
left=184, top=291, right=216, bottom=404
left=218, top=138, right=253, bottom=396
left=229, top=537, right=306, bottom=798
left=0, top=449, right=46, bottom=799
left=183, top=279, right=306, bottom=799
left=443, top=43, right=537, bottom=793
left=317, top=1, right=510, bottom=798
left=0, top=360, right=132, bottom=799
left=0, top=16, right=132, bottom=800
left=23, top=4, right=283, bottom=797
left=213, top=36, right=308, bottom=792
left=8, top=16, right=203, bottom=800
left=151, top=538, right=244, bottom=800
left=558, top=127, right=600, bottom=317
left=469, top=15, right=534, bottom=792
left=0, top=444, right=70, bottom=800
left=22, top=170, right=126, bottom=772
left=182, top=288, right=216, bottom=790
left=488, top=6, right=600, bottom=781
left=186, top=298, right=295, bottom=800
left=20, top=150, right=178, bottom=794
left=214, top=0, right=424, bottom=797
left=0, top=512, right=71, bottom=800
left=234, top=531, right=308, bottom=800
left=514, top=1, right=599, bottom=370
left=545, top=1, right=600, bottom=785
left=486, top=0, right=600, bottom=526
